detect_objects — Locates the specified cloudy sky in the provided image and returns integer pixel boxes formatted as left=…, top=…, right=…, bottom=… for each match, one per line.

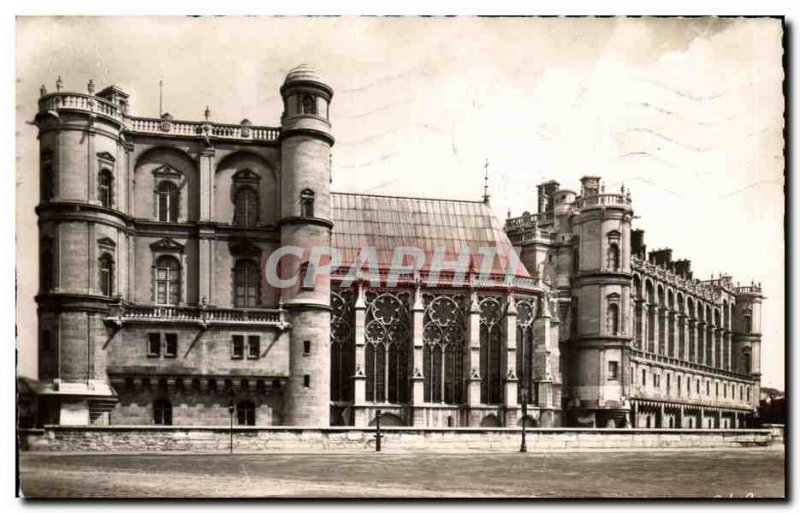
left=15, top=16, right=784, bottom=388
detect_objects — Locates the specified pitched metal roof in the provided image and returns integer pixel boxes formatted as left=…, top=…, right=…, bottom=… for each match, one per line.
left=331, top=192, right=531, bottom=278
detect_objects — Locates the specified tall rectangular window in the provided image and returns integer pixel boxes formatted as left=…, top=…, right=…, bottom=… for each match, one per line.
left=231, top=335, right=244, bottom=359
left=303, top=340, right=311, bottom=356
left=303, top=374, right=311, bottom=388
left=247, top=335, right=260, bottom=359
left=607, top=361, right=619, bottom=381
left=164, top=333, right=178, bottom=358
left=148, top=333, right=161, bottom=357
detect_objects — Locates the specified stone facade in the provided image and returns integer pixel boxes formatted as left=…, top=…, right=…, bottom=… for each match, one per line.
left=30, top=65, right=763, bottom=431
left=19, top=426, right=779, bottom=453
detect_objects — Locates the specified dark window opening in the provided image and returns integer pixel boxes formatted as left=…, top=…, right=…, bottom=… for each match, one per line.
left=303, top=340, right=311, bottom=356
left=147, top=333, right=161, bottom=357
left=231, top=335, right=244, bottom=359
left=40, top=237, right=54, bottom=292
left=303, top=374, right=311, bottom=388
left=164, top=333, right=178, bottom=358
left=247, top=335, right=260, bottom=359
left=153, top=398, right=172, bottom=426
left=236, top=400, right=256, bottom=426
left=300, top=189, right=315, bottom=217
left=301, top=94, right=317, bottom=115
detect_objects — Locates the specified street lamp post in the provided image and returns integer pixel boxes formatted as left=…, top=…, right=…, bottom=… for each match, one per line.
left=520, top=388, right=528, bottom=453
left=227, top=391, right=235, bottom=455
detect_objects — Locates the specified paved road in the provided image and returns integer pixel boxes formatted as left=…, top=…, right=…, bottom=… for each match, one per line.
left=19, top=448, right=785, bottom=498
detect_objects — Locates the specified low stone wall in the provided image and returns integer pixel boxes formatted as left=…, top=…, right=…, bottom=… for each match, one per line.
left=18, top=426, right=782, bottom=453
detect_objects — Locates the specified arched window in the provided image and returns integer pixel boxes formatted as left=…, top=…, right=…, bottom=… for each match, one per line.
left=301, top=94, right=317, bottom=115
left=155, top=255, right=181, bottom=305
left=423, top=295, right=465, bottom=405
left=236, top=400, right=256, bottom=426
left=233, top=186, right=258, bottom=226
left=479, top=297, right=503, bottom=405
left=98, top=169, right=113, bottom=208
left=156, top=181, right=180, bottom=222
left=516, top=299, right=536, bottom=405
left=98, top=253, right=114, bottom=297
left=234, top=259, right=259, bottom=308
left=607, top=302, right=620, bottom=335
left=330, top=289, right=356, bottom=403
left=365, top=292, right=410, bottom=404
left=301, top=189, right=315, bottom=217
left=607, top=243, right=620, bottom=271
left=153, top=398, right=172, bottom=425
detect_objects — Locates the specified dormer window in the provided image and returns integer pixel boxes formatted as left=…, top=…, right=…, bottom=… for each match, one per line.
left=301, top=94, right=317, bottom=115
left=301, top=189, right=315, bottom=217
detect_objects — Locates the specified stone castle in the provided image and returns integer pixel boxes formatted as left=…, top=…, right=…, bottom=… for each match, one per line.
left=30, top=65, right=764, bottom=429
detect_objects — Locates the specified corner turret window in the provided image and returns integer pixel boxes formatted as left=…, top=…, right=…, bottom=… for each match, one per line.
left=301, top=189, right=315, bottom=217
left=156, top=181, right=180, bottom=222
left=607, top=302, right=620, bottom=335
left=743, top=314, right=752, bottom=334
left=234, top=186, right=259, bottom=227
left=40, top=237, right=54, bottom=292
left=301, top=94, right=317, bottom=115
left=153, top=398, right=172, bottom=426
left=98, top=169, right=113, bottom=208
left=607, top=242, right=620, bottom=271
left=154, top=255, right=181, bottom=305
left=98, top=253, right=114, bottom=297
left=40, top=150, right=54, bottom=202
left=234, top=259, right=259, bottom=308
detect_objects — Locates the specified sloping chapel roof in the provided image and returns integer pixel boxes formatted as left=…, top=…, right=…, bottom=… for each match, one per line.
left=330, top=192, right=531, bottom=278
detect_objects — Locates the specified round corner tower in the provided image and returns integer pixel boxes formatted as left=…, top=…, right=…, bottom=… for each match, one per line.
left=278, top=65, right=334, bottom=426
left=568, top=176, right=634, bottom=428
left=34, top=79, right=130, bottom=425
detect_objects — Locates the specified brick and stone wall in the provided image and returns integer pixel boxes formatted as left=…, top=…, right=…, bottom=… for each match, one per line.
left=19, top=426, right=780, bottom=453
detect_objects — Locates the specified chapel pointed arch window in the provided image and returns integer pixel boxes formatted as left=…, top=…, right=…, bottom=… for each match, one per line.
left=422, top=294, right=466, bottom=405
left=364, top=291, right=410, bottom=404
left=479, top=296, right=503, bottom=405
left=515, top=298, right=537, bottom=405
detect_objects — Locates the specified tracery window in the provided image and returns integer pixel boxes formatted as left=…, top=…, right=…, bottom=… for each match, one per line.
left=156, top=181, right=180, bottom=222
left=98, top=169, right=113, bottom=208
left=153, top=398, right=172, bottom=425
left=236, top=400, right=256, bottom=426
left=516, top=299, right=536, bottom=404
left=233, top=259, right=259, bottom=308
left=365, top=291, right=410, bottom=404
left=479, top=297, right=504, bottom=405
left=233, top=186, right=258, bottom=226
left=423, top=294, right=466, bottom=405
left=154, top=255, right=181, bottom=305
left=98, top=253, right=114, bottom=297
left=330, top=289, right=356, bottom=402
